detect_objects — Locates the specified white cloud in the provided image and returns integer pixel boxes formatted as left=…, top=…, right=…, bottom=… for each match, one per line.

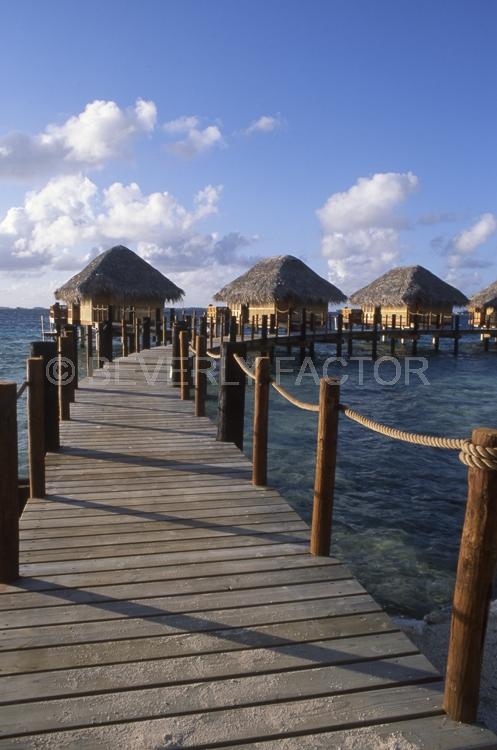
left=0, top=175, right=258, bottom=307
left=0, top=99, right=157, bottom=180
left=245, top=115, right=283, bottom=135
left=443, top=212, right=497, bottom=285
left=163, top=115, right=224, bottom=158
left=317, top=172, right=418, bottom=289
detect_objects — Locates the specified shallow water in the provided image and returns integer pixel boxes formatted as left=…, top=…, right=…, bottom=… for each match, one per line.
left=2, top=307, right=496, bottom=618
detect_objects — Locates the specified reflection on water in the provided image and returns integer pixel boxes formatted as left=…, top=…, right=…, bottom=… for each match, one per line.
left=2, top=308, right=496, bottom=617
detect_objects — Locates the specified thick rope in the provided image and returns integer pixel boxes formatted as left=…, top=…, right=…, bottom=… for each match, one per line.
left=340, top=404, right=497, bottom=471
left=206, top=350, right=221, bottom=360
left=339, top=404, right=464, bottom=449
left=233, top=354, right=256, bottom=381
left=16, top=381, right=28, bottom=400
left=271, top=382, right=320, bottom=412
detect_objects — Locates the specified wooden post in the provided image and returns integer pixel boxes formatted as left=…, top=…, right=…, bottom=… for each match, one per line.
left=195, top=334, right=207, bottom=417
left=251, top=315, right=256, bottom=341
left=390, top=314, right=396, bottom=356
left=62, top=326, right=76, bottom=402
left=210, top=316, right=214, bottom=348
left=269, top=313, right=276, bottom=335
left=299, top=308, right=307, bottom=365
left=171, top=322, right=182, bottom=387
left=261, top=314, right=268, bottom=342
left=347, top=318, right=353, bottom=358
left=0, top=382, right=19, bottom=583
left=86, top=325, right=94, bottom=376
left=135, top=317, right=141, bottom=354
left=105, top=309, right=113, bottom=362
left=444, top=427, right=497, bottom=722
left=97, top=322, right=105, bottom=368
left=229, top=315, right=237, bottom=343
left=58, top=334, right=72, bottom=421
left=142, top=316, right=151, bottom=350
left=155, top=308, right=162, bottom=346
left=252, top=356, right=270, bottom=487
left=412, top=315, right=418, bottom=356
left=217, top=341, right=247, bottom=450
left=162, top=315, right=168, bottom=346
left=372, top=311, right=378, bottom=360
left=287, top=309, right=292, bottom=337
left=179, top=329, right=190, bottom=400
left=453, top=314, right=460, bottom=356
left=336, top=313, right=343, bottom=357
left=120, top=318, right=127, bottom=357
left=30, top=341, right=59, bottom=451
left=27, top=357, right=45, bottom=499
left=310, top=377, right=340, bottom=556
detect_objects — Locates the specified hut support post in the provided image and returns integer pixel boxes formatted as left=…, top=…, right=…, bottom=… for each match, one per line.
left=30, top=341, right=59, bottom=451
left=453, top=315, right=460, bottom=356
left=217, top=341, right=247, bottom=450
left=299, top=309, right=307, bottom=365
left=310, top=377, right=340, bottom=556
left=27, top=357, right=45, bottom=499
left=142, top=317, right=151, bottom=350
left=97, top=322, right=105, bottom=368
left=229, top=315, right=237, bottom=344
left=121, top=319, right=128, bottom=357
left=171, top=322, right=182, bottom=387
left=0, top=382, right=19, bottom=583
left=252, top=357, right=270, bottom=487
left=444, top=427, right=497, bottom=722
left=390, top=314, right=396, bottom=356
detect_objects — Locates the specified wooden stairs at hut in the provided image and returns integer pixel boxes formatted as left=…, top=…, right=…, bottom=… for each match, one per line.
left=1, top=346, right=496, bottom=748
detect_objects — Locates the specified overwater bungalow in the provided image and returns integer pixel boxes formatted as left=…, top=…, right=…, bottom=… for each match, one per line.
left=213, top=254, right=346, bottom=325
left=53, top=245, right=184, bottom=325
left=468, top=280, right=497, bottom=327
left=349, top=264, right=468, bottom=327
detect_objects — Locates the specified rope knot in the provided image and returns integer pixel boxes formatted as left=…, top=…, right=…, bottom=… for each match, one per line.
left=459, top=440, right=497, bottom=472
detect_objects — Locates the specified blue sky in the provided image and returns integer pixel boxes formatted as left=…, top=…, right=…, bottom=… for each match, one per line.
left=0, top=0, right=495, bottom=306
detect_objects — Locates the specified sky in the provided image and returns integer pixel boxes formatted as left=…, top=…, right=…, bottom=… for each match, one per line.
left=0, top=0, right=495, bottom=307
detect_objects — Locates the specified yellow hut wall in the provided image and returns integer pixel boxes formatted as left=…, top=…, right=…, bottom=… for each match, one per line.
left=219, top=302, right=328, bottom=325
left=360, top=303, right=454, bottom=327
left=78, top=298, right=164, bottom=325
left=469, top=305, right=496, bottom=327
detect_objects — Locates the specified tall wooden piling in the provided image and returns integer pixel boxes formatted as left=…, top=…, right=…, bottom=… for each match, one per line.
left=30, top=341, right=59, bottom=451
left=121, top=318, right=128, bottom=357
left=252, top=356, right=270, bottom=487
left=195, top=334, right=207, bottom=417
left=336, top=313, right=343, bottom=358
left=171, top=322, right=181, bottom=387
left=58, top=334, right=72, bottom=421
left=444, top=427, right=497, bottom=722
left=0, top=382, right=19, bottom=583
left=310, top=377, right=340, bottom=556
left=27, top=357, right=45, bottom=499
left=179, top=330, right=190, bottom=400
left=217, top=341, right=247, bottom=450
left=86, top=325, right=94, bottom=376
left=142, top=317, right=151, bottom=350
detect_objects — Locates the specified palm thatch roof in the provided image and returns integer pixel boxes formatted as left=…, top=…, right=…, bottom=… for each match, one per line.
left=214, top=255, right=346, bottom=306
left=54, top=245, right=184, bottom=304
left=468, top=280, right=497, bottom=309
left=349, top=265, right=468, bottom=308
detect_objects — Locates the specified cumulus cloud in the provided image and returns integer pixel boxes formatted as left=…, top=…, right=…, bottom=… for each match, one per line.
left=0, top=175, right=257, bottom=307
left=442, top=212, right=497, bottom=284
left=163, top=115, right=224, bottom=158
left=317, top=172, right=418, bottom=289
left=244, top=115, right=283, bottom=135
left=0, top=99, right=157, bottom=180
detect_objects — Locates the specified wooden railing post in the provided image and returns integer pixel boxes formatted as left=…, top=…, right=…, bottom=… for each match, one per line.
left=121, top=318, right=128, bottom=357
left=171, top=322, right=182, bottom=387
left=444, top=427, right=497, bottom=722
left=97, top=322, right=105, bottom=368
left=27, top=357, right=45, bottom=499
left=63, top=327, right=76, bottom=403
left=336, top=313, right=343, bottom=358
left=229, top=315, right=237, bottom=343
left=0, top=382, right=19, bottom=582
left=252, top=357, right=270, bottom=486
left=217, top=341, right=247, bottom=450
left=30, top=341, right=59, bottom=451
left=195, top=334, right=207, bottom=417
left=310, top=377, right=340, bottom=556
left=59, top=334, right=72, bottom=421
left=142, top=316, right=151, bottom=350
left=135, top=317, right=141, bottom=354
left=179, top=330, right=190, bottom=400
left=86, top=325, right=94, bottom=376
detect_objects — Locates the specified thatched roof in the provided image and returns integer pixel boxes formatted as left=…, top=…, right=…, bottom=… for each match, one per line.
left=468, top=280, right=497, bottom=309
left=349, top=265, right=468, bottom=308
left=54, top=245, right=184, bottom=304
left=214, top=255, right=346, bottom=306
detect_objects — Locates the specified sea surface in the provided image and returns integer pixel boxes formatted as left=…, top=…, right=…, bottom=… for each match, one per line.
left=2, top=306, right=496, bottom=618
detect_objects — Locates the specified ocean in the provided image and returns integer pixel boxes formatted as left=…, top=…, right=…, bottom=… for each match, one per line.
left=2, top=306, right=496, bottom=618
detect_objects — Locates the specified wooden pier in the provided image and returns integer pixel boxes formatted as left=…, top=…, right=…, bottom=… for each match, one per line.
left=1, top=345, right=496, bottom=748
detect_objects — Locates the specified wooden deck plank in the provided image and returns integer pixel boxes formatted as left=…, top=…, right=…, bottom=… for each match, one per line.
left=1, top=345, right=494, bottom=748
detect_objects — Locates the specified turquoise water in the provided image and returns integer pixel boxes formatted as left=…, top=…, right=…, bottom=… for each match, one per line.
left=2, top=308, right=496, bottom=617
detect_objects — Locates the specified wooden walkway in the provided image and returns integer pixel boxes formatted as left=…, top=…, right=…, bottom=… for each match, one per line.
left=1, top=346, right=496, bottom=749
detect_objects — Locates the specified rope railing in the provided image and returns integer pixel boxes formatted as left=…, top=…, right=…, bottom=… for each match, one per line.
left=206, top=349, right=221, bottom=360
left=233, top=353, right=256, bottom=381
left=16, top=381, right=28, bottom=400
left=270, top=381, right=320, bottom=413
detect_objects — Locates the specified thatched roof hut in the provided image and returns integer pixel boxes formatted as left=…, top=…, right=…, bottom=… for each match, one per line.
left=468, top=279, right=497, bottom=326
left=54, top=245, right=183, bottom=324
left=214, top=255, right=346, bottom=307
left=468, top=280, right=497, bottom=311
left=350, top=265, right=467, bottom=308
left=349, top=265, right=468, bottom=326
